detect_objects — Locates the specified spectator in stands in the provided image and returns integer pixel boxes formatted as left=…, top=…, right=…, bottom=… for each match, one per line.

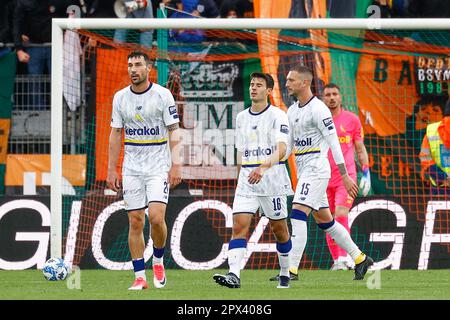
left=220, top=0, right=253, bottom=18
left=193, top=0, right=220, bottom=18
left=168, top=0, right=220, bottom=43
left=172, top=0, right=220, bottom=18
left=407, top=0, right=450, bottom=18
left=329, top=0, right=356, bottom=18
left=152, top=0, right=175, bottom=17
left=400, top=0, right=450, bottom=44
left=370, top=0, right=408, bottom=18
left=14, top=1, right=68, bottom=109
left=419, top=99, right=450, bottom=194
left=66, top=0, right=117, bottom=18
left=225, top=7, right=238, bottom=18
left=113, top=0, right=154, bottom=48
left=0, top=0, right=14, bottom=58
left=14, top=0, right=65, bottom=73
left=406, top=95, right=448, bottom=155
left=369, top=0, right=449, bottom=20
left=95, top=0, right=117, bottom=16
left=213, top=0, right=224, bottom=12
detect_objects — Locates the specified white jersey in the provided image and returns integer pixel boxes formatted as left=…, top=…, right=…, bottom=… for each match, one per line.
left=235, top=105, right=294, bottom=196
left=111, top=83, right=179, bottom=176
left=287, top=96, right=337, bottom=179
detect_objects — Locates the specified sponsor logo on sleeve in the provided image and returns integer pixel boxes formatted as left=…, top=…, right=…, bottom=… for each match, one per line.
left=322, top=117, right=333, bottom=127
left=169, top=106, right=177, bottom=115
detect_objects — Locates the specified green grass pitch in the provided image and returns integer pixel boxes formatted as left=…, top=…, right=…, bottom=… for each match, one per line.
left=0, top=269, right=449, bottom=300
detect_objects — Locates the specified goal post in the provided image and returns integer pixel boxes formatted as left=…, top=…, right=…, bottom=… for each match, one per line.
left=51, top=17, right=450, bottom=269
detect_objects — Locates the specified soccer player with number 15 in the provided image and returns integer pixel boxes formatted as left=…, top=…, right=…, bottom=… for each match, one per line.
left=270, top=65, right=373, bottom=282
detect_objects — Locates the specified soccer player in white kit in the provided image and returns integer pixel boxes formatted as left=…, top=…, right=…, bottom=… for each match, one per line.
left=107, top=51, right=182, bottom=290
left=213, top=73, right=294, bottom=289
left=272, top=65, right=373, bottom=281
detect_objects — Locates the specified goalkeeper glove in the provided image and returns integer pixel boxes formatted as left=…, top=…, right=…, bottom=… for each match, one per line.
left=359, top=165, right=371, bottom=197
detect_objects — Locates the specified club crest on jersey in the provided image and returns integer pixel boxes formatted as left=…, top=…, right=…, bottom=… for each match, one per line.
left=135, top=114, right=144, bottom=122
left=125, top=126, right=160, bottom=136
left=323, top=117, right=333, bottom=127
left=136, top=106, right=143, bottom=110
left=169, top=106, right=177, bottom=115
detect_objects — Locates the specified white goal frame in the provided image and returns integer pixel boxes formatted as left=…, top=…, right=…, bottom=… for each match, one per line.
left=51, top=17, right=450, bottom=258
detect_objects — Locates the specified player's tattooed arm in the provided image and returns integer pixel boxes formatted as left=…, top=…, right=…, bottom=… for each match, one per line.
left=168, top=123, right=182, bottom=188
left=107, top=127, right=123, bottom=192
left=338, top=163, right=359, bottom=199
left=167, top=123, right=179, bottom=132
left=338, top=163, right=348, bottom=176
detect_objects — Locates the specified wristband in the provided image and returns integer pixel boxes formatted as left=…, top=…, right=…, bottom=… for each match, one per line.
left=362, top=164, right=370, bottom=173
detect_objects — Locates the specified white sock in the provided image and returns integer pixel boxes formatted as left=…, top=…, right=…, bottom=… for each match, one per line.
left=277, top=240, right=291, bottom=277
left=228, top=248, right=246, bottom=278
left=322, top=221, right=361, bottom=261
left=153, top=256, right=163, bottom=266
left=290, top=219, right=307, bottom=272
left=135, top=270, right=146, bottom=280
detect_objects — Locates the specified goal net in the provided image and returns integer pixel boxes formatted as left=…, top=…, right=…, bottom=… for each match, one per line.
left=54, top=16, right=450, bottom=271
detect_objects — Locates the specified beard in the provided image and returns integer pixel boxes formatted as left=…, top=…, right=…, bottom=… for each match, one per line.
left=131, top=75, right=146, bottom=85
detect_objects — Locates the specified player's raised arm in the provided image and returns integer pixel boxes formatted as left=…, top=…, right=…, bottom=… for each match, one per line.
left=107, top=127, right=122, bottom=192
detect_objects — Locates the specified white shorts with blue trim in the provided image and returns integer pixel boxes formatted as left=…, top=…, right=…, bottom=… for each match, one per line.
left=293, top=177, right=329, bottom=211
left=232, top=194, right=288, bottom=220
left=122, top=173, right=169, bottom=211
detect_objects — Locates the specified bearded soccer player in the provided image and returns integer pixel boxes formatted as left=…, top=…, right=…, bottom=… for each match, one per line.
left=107, top=51, right=182, bottom=290
left=213, top=72, right=294, bottom=289
left=322, top=83, right=371, bottom=270
left=270, top=65, right=373, bottom=282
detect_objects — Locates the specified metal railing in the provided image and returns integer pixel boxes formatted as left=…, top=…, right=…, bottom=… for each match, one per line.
left=7, top=43, right=88, bottom=155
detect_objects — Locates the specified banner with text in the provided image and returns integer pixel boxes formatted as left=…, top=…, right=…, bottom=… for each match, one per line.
left=0, top=195, right=448, bottom=270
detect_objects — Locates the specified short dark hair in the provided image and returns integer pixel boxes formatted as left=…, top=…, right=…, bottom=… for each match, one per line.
left=289, top=65, right=313, bottom=78
left=323, top=83, right=341, bottom=92
left=127, top=51, right=152, bottom=65
left=414, top=95, right=448, bottom=115
left=250, top=72, right=275, bottom=89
